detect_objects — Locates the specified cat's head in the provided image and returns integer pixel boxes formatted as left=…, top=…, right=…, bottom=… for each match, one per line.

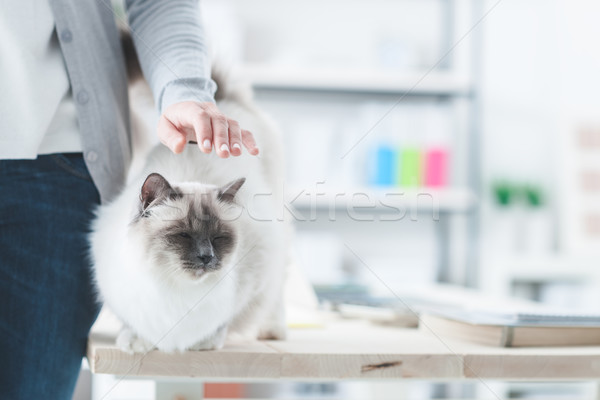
left=129, top=173, right=245, bottom=283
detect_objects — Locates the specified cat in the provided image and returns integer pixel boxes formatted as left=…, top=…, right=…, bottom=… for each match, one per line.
left=90, top=36, right=289, bottom=353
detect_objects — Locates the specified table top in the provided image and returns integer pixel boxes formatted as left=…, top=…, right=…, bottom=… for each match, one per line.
left=87, top=315, right=600, bottom=381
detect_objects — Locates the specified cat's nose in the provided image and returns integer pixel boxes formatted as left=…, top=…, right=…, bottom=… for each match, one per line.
left=196, top=245, right=215, bottom=266
left=197, top=254, right=214, bottom=265
left=196, top=240, right=215, bottom=266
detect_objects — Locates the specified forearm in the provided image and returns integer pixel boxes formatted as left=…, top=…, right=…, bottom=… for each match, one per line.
left=125, top=0, right=216, bottom=113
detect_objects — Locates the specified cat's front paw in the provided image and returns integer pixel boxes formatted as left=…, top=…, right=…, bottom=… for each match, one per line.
left=117, top=328, right=156, bottom=354
left=188, top=339, right=221, bottom=351
left=258, top=323, right=287, bottom=340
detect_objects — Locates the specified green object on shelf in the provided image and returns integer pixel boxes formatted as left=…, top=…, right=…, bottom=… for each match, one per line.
left=524, top=185, right=544, bottom=207
left=398, top=147, right=422, bottom=187
left=492, top=181, right=516, bottom=207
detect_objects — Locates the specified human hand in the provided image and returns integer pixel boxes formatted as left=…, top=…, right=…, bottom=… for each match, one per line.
left=157, top=101, right=259, bottom=157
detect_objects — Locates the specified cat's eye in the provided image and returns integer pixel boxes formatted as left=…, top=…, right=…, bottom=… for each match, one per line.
left=178, top=232, right=192, bottom=239
left=213, top=236, right=228, bottom=243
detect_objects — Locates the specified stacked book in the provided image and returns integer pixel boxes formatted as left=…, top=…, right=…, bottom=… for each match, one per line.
left=328, top=283, right=600, bottom=347
left=419, top=301, right=600, bottom=347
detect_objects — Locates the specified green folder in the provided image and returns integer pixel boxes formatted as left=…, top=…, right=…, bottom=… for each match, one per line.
left=398, top=147, right=422, bottom=187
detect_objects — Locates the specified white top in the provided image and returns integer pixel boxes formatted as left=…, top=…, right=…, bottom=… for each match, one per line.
left=0, top=1, right=81, bottom=159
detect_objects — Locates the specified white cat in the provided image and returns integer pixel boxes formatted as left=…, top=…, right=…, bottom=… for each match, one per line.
left=90, top=68, right=289, bottom=353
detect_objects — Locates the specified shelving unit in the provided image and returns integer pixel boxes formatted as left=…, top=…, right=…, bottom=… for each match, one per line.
left=237, top=64, right=472, bottom=97
left=500, top=256, right=600, bottom=282
left=483, top=255, right=600, bottom=298
left=240, top=2, right=480, bottom=287
left=286, top=186, right=476, bottom=213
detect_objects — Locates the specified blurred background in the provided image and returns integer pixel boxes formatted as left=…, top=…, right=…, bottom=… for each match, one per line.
left=202, top=1, right=600, bottom=398
left=92, top=0, right=600, bottom=399
left=200, top=0, right=600, bottom=308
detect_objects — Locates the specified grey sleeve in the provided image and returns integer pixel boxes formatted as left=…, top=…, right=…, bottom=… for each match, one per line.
left=125, top=0, right=217, bottom=113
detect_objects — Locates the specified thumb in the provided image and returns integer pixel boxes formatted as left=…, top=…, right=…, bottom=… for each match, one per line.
left=158, top=115, right=187, bottom=154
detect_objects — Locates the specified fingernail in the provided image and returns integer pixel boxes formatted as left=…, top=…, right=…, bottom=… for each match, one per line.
left=203, top=139, right=211, bottom=150
left=232, top=143, right=241, bottom=151
left=220, top=144, right=229, bottom=153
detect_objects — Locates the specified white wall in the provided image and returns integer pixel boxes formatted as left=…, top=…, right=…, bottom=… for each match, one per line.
left=479, top=0, right=600, bottom=301
left=203, top=0, right=445, bottom=70
left=480, top=0, right=560, bottom=189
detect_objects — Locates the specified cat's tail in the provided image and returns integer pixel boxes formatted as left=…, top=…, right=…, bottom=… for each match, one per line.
left=119, top=27, right=144, bottom=84
left=210, top=64, right=254, bottom=105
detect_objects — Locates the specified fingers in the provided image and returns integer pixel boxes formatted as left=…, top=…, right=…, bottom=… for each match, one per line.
left=228, top=120, right=242, bottom=156
left=191, top=103, right=251, bottom=158
left=158, top=114, right=186, bottom=154
left=159, top=101, right=258, bottom=157
left=191, top=110, right=213, bottom=154
left=241, top=129, right=259, bottom=155
left=211, top=113, right=230, bottom=158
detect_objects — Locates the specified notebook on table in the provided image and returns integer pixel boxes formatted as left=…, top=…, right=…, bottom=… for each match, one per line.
left=420, top=307, right=600, bottom=347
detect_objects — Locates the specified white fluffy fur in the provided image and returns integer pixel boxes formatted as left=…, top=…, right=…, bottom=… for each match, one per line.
left=90, top=87, right=289, bottom=353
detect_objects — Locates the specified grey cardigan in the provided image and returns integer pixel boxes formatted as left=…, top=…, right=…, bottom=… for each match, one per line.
left=48, top=0, right=216, bottom=203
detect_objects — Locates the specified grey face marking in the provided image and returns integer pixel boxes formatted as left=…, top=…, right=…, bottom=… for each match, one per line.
left=161, top=197, right=237, bottom=276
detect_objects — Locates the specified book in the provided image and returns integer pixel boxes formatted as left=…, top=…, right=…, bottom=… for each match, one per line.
left=337, top=303, right=419, bottom=327
left=420, top=311, right=600, bottom=347
left=315, top=283, right=600, bottom=346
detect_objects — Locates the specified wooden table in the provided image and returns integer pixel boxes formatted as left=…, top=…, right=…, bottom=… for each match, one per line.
left=87, top=318, right=600, bottom=381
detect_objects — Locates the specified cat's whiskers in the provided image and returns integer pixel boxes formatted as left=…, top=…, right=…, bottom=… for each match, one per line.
left=154, top=264, right=183, bottom=282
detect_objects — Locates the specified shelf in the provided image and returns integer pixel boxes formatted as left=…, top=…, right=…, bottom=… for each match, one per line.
left=285, top=186, right=476, bottom=214
left=490, top=256, right=600, bottom=283
left=237, top=64, right=472, bottom=96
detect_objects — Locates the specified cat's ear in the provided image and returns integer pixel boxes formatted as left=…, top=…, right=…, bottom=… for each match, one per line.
left=217, top=177, right=246, bottom=203
left=140, top=173, right=177, bottom=211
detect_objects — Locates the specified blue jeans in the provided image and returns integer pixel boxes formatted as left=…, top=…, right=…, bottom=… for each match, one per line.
left=0, top=154, right=101, bottom=399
